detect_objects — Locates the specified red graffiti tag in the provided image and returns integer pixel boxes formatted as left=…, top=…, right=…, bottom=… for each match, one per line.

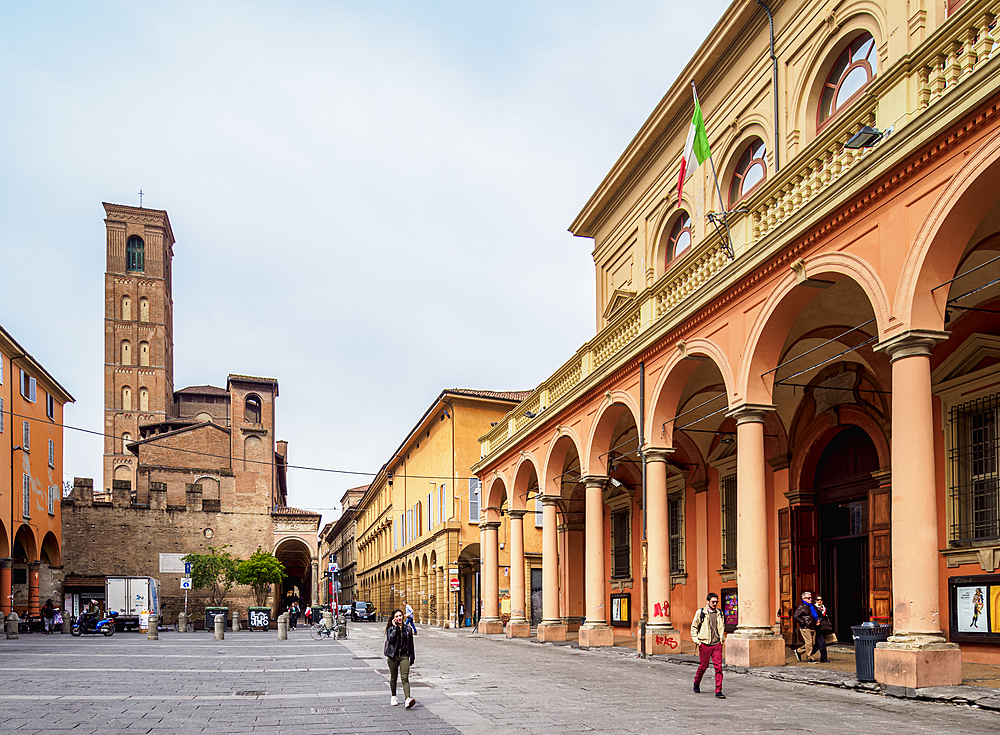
left=653, top=635, right=679, bottom=649
left=653, top=600, right=670, bottom=618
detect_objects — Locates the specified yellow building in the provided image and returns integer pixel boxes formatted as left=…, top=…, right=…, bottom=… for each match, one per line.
left=356, top=389, right=542, bottom=628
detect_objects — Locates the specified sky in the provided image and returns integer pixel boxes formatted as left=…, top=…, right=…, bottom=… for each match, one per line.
left=0, top=0, right=731, bottom=527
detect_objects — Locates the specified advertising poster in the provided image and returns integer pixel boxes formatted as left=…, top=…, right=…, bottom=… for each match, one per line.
left=722, top=589, right=739, bottom=629
left=956, top=585, right=988, bottom=632
left=992, top=587, right=1000, bottom=634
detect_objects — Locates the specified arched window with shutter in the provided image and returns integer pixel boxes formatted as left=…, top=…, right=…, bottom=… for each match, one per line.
left=126, top=236, right=145, bottom=272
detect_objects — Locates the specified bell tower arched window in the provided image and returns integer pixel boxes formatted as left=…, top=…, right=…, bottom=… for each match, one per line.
left=728, top=138, right=767, bottom=207
left=139, top=341, right=150, bottom=366
left=120, top=340, right=131, bottom=365
left=245, top=395, right=262, bottom=424
left=139, top=387, right=149, bottom=412
left=819, top=32, right=877, bottom=126
left=139, top=298, right=150, bottom=322
left=126, top=236, right=145, bottom=272
left=121, top=296, right=131, bottom=321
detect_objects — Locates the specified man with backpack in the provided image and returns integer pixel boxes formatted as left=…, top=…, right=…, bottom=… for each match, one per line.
left=690, top=592, right=726, bottom=699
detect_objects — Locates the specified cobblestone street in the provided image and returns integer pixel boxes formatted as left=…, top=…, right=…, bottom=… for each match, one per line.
left=2, top=624, right=996, bottom=734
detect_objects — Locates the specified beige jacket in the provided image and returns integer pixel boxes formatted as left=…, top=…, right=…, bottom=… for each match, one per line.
left=690, top=605, right=726, bottom=646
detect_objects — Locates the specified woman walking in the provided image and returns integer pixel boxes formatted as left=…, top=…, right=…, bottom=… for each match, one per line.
left=41, top=599, right=56, bottom=634
left=384, top=608, right=416, bottom=709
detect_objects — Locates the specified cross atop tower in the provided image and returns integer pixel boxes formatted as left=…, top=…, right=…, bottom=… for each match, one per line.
left=138, top=189, right=144, bottom=207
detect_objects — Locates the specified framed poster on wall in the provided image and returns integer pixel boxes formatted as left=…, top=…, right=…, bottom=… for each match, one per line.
left=610, top=593, right=631, bottom=627
left=948, top=574, right=1000, bottom=644
left=721, top=587, right=739, bottom=633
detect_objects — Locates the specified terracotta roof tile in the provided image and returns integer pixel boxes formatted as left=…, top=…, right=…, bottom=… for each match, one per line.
left=449, top=388, right=533, bottom=402
left=271, top=505, right=321, bottom=518
left=175, top=385, right=229, bottom=396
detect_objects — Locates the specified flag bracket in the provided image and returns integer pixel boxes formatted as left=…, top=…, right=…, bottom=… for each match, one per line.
left=706, top=208, right=743, bottom=261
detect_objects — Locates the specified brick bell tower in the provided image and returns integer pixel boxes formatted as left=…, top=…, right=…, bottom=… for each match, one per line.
left=102, top=203, right=176, bottom=494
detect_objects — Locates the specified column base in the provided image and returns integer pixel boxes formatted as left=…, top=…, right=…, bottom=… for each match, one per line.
left=874, top=640, right=962, bottom=690
left=725, top=629, right=785, bottom=667
left=578, top=623, right=615, bottom=648
left=645, top=626, right=681, bottom=654
left=537, top=621, right=567, bottom=642
left=477, top=617, right=504, bottom=634
left=506, top=620, right=531, bottom=638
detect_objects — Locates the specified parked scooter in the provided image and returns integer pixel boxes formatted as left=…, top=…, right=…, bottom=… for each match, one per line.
left=71, top=610, right=118, bottom=637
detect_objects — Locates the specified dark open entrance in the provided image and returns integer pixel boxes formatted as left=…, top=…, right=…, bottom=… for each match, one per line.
left=814, top=426, right=881, bottom=642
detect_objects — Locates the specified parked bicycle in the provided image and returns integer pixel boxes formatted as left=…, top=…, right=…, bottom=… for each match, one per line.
left=310, top=615, right=348, bottom=640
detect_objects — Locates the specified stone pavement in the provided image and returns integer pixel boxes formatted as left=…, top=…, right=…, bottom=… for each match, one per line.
left=2, top=624, right=997, bottom=734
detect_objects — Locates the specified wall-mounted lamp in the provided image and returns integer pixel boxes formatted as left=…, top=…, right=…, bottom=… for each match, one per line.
left=720, top=434, right=735, bottom=445
left=388, top=472, right=394, bottom=487
left=844, top=125, right=884, bottom=150
left=609, top=477, right=623, bottom=488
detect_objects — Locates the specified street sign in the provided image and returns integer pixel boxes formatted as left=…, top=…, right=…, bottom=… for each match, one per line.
left=184, top=562, right=192, bottom=575
left=180, top=578, right=192, bottom=589
left=330, top=562, right=339, bottom=573
left=450, top=578, right=460, bottom=591
left=448, top=567, right=458, bottom=575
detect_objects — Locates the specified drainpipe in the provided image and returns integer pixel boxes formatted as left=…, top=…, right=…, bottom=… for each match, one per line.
left=757, top=0, right=780, bottom=172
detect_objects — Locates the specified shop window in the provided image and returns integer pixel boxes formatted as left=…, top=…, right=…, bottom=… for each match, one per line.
left=721, top=472, right=738, bottom=568
left=126, top=236, right=145, bottom=272
left=819, top=32, right=877, bottom=127
left=665, top=211, right=692, bottom=266
left=668, top=492, right=685, bottom=575
left=949, top=393, right=1000, bottom=542
left=611, top=508, right=630, bottom=579
left=728, top=138, right=767, bottom=207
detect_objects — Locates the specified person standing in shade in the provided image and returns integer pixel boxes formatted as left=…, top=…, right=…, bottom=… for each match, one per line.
left=793, top=591, right=819, bottom=663
left=458, top=602, right=465, bottom=628
left=384, top=608, right=416, bottom=709
left=289, top=600, right=300, bottom=630
left=404, top=601, right=417, bottom=634
left=41, top=599, right=56, bottom=634
left=691, top=592, right=726, bottom=699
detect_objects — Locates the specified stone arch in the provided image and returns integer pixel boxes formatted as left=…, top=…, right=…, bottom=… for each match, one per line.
left=484, top=474, right=508, bottom=523
left=898, top=128, right=1000, bottom=331
left=510, top=453, right=541, bottom=511
left=738, top=252, right=891, bottom=405
left=244, top=435, right=264, bottom=470
left=13, top=524, right=37, bottom=562
left=542, top=430, right=583, bottom=496
left=585, top=392, right=640, bottom=476
left=40, top=531, right=60, bottom=566
left=789, top=7, right=886, bottom=146
left=648, top=337, right=735, bottom=447
left=0, top=518, right=9, bottom=558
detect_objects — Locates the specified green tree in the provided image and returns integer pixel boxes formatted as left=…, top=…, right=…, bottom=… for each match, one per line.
left=183, top=545, right=240, bottom=607
left=237, top=547, right=286, bottom=607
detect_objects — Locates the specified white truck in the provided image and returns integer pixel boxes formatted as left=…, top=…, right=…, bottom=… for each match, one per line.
left=105, top=576, right=160, bottom=631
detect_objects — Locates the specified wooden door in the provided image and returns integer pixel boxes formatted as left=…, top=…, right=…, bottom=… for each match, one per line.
left=778, top=508, right=792, bottom=642
left=868, top=480, right=892, bottom=624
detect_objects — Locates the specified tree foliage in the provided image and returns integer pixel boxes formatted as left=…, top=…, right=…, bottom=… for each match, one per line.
left=238, top=547, right=286, bottom=607
left=183, top=545, right=240, bottom=607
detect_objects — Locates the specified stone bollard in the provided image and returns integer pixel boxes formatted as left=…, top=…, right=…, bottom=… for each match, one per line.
left=214, top=614, right=225, bottom=641
left=177, top=611, right=187, bottom=633
left=6, top=613, right=19, bottom=640
left=61, top=613, right=71, bottom=634
left=322, top=610, right=334, bottom=630
left=232, top=611, right=240, bottom=632
left=277, top=613, right=287, bottom=641
left=147, top=614, right=158, bottom=640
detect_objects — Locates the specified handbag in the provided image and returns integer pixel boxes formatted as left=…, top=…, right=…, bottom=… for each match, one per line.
left=825, top=633, right=838, bottom=644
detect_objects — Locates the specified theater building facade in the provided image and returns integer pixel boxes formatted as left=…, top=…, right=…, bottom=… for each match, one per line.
left=472, top=0, right=1000, bottom=688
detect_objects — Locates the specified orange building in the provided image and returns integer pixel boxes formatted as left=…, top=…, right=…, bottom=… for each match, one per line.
left=0, top=324, right=74, bottom=618
left=474, top=0, right=1000, bottom=690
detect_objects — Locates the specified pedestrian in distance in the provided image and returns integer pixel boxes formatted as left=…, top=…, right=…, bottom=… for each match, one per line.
left=813, top=595, right=833, bottom=663
left=384, top=608, right=416, bottom=710
left=691, top=592, right=726, bottom=699
left=458, top=602, right=465, bottom=627
left=793, top=591, right=819, bottom=663
left=404, top=601, right=417, bottom=634
left=41, top=599, right=56, bottom=634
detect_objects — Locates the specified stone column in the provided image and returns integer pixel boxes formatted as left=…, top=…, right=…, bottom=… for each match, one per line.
left=579, top=475, right=614, bottom=648
left=28, top=561, right=41, bottom=616
left=506, top=509, right=530, bottom=637
left=537, top=495, right=567, bottom=641
left=479, top=521, right=503, bottom=633
left=873, top=330, right=961, bottom=689
left=645, top=449, right=681, bottom=653
left=0, top=559, right=12, bottom=616
left=724, top=404, right=784, bottom=667
left=311, top=557, right=320, bottom=607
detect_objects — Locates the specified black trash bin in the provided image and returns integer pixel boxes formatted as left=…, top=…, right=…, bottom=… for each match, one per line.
left=851, top=622, right=892, bottom=681
left=204, top=607, right=229, bottom=632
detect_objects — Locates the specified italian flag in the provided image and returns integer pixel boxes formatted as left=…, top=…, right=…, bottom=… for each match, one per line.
left=677, top=90, right=711, bottom=203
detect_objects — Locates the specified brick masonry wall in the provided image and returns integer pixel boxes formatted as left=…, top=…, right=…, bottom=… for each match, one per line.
left=61, top=498, right=275, bottom=624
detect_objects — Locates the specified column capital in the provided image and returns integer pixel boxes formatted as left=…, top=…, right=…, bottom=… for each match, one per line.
left=875, top=329, right=949, bottom=361
left=0, top=558, right=12, bottom=570
left=540, top=494, right=561, bottom=507
left=28, top=560, right=41, bottom=570
left=643, top=447, right=675, bottom=463
left=478, top=520, right=501, bottom=531
left=507, top=509, right=528, bottom=520
left=725, top=403, right=776, bottom=425
left=581, top=474, right=608, bottom=488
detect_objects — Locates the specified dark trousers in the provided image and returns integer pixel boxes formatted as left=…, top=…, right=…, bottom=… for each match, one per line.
left=695, top=642, right=724, bottom=692
left=387, top=656, right=411, bottom=698
left=812, top=632, right=828, bottom=661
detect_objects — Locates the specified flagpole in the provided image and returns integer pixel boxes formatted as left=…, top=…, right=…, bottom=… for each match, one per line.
left=692, top=82, right=735, bottom=260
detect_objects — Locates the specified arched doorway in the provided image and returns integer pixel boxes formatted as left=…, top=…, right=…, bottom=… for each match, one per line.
left=274, top=539, right=314, bottom=613
left=813, top=426, right=883, bottom=641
